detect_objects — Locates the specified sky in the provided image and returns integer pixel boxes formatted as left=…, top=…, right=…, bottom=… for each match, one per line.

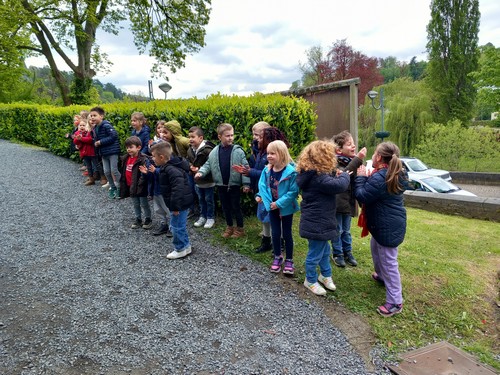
left=26, top=0, right=500, bottom=99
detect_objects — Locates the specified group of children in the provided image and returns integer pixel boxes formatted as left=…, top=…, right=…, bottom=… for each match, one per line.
left=68, top=107, right=407, bottom=317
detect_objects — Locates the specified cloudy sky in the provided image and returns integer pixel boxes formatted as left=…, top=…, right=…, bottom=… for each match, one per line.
left=27, top=0, right=500, bottom=99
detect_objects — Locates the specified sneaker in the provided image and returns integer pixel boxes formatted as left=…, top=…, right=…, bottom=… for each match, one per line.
left=317, top=274, right=336, bottom=291
left=333, top=255, right=346, bottom=268
left=377, top=302, right=403, bottom=317
left=115, top=188, right=121, bottom=199
left=152, top=223, right=170, bottom=236
left=79, top=165, right=87, bottom=171
left=194, top=217, right=207, bottom=227
left=82, top=171, right=89, bottom=176
left=282, top=259, right=295, bottom=275
left=131, top=219, right=142, bottom=229
left=108, top=187, right=116, bottom=199
left=270, top=256, right=283, bottom=273
left=166, top=246, right=192, bottom=260
left=303, top=280, right=327, bottom=296
left=101, top=182, right=110, bottom=189
left=204, top=218, right=215, bottom=229
left=142, top=218, right=153, bottom=229
left=344, top=252, right=358, bottom=267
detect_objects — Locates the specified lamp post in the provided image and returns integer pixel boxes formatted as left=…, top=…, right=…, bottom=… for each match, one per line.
left=367, top=88, right=390, bottom=142
left=159, top=82, right=172, bottom=99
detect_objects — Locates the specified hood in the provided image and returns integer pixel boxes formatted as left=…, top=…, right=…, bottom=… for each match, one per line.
left=164, top=120, right=183, bottom=137
left=168, top=155, right=190, bottom=173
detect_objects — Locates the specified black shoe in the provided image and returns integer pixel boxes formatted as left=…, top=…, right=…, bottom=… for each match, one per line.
left=153, top=223, right=170, bottom=236
left=255, top=236, right=273, bottom=253
left=142, top=218, right=153, bottom=230
left=345, top=252, right=358, bottom=267
left=333, top=255, right=346, bottom=268
left=165, top=228, right=173, bottom=238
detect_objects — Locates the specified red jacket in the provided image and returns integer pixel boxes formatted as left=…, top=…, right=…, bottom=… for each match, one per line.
left=73, top=130, right=96, bottom=158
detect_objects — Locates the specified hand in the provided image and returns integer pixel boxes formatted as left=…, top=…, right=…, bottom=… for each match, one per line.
left=357, top=165, right=367, bottom=177
left=232, top=165, right=250, bottom=176
left=242, top=186, right=251, bottom=193
left=94, top=140, right=101, bottom=147
left=139, top=165, right=148, bottom=174
left=172, top=211, right=179, bottom=216
left=194, top=172, right=202, bottom=179
left=148, top=165, right=156, bottom=173
left=255, top=196, right=262, bottom=203
left=270, top=202, right=277, bottom=210
left=190, top=165, right=199, bottom=173
left=357, top=147, right=367, bottom=160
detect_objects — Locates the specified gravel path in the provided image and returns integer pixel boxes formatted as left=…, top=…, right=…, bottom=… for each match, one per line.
left=0, top=140, right=389, bottom=375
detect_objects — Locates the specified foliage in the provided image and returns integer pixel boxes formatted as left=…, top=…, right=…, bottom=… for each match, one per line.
left=412, top=120, right=500, bottom=172
left=471, top=43, right=500, bottom=120
left=426, top=0, right=480, bottom=123
left=379, top=56, right=428, bottom=84
left=0, top=0, right=211, bottom=105
left=297, top=45, right=324, bottom=87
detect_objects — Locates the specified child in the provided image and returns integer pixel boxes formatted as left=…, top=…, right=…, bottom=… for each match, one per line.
left=256, top=140, right=299, bottom=274
left=65, top=114, right=80, bottom=155
left=90, top=106, right=121, bottom=199
left=354, top=142, right=407, bottom=317
left=119, top=136, right=153, bottom=229
left=150, top=141, right=194, bottom=259
left=73, top=119, right=97, bottom=186
left=187, top=126, right=216, bottom=229
left=331, top=131, right=367, bottom=268
left=195, top=123, right=250, bottom=239
left=296, top=140, right=350, bottom=296
left=130, top=112, right=151, bottom=155
left=162, top=120, right=190, bottom=158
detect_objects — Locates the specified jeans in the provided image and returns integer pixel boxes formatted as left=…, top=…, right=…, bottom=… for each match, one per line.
left=269, top=210, right=294, bottom=259
left=195, top=185, right=215, bottom=219
left=217, top=186, right=243, bottom=227
left=331, top=213, right=352, bottom=257
left=170, top=209, right=190, bottom=251
left=83, top=156, right=97, bottom=177
left=153, top=195, right=170, bottom=224
left=305, top=239, right=332, bottom=284
left=102, top=154, right=121, bottom=189
left=370, top=237, right=403, bottom=305
left=131, top=196, right=151, bottom=221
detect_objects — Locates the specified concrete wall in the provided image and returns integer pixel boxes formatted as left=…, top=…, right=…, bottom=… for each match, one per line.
left=403, top=190, right=499, bottom=222
left=450, top=172, right=500, bottom=186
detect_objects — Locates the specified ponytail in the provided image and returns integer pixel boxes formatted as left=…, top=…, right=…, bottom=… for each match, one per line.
left=377, top=142, right=404, bottom=194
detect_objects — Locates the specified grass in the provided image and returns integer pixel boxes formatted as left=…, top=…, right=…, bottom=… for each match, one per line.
left=207, top=208, right=500, bottom=370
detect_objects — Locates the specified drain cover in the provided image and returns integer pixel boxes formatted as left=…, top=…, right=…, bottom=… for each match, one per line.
left=388, top=341, right=498, bottom=375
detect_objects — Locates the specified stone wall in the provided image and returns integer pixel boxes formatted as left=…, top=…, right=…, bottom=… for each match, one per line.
left=450, top=172, right=500, bottom=186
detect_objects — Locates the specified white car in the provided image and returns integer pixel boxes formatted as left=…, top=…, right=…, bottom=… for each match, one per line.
left=401, top=157, right=452, bottom=181
left=406, top=173, right=476, bottom=197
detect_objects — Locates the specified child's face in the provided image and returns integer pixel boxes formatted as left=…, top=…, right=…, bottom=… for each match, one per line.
left=78, top=123, right=87, bottom=132
left=163, top=130, right=173, bottom=142
left=252, top=130, right=263, bottom=142
left=89, top=111, right=103, bottom=126
left=158, top=128, right=169, bottom=140
left=338, top=136, right=356, bottom=157
left=266, top=147, right=280, bottom=166
left=371, top=149, right=382, bottom=168
left=131, top=117, right=143, bottom=130
left=127, top=144, right=141, bottom=157
left=152, top=151, right=167, bottom=166
left=219, top=129, right=234, bottom=147
left=189, top=132, right=203, bottom=149
left=73, top=116, right=80, bottom=126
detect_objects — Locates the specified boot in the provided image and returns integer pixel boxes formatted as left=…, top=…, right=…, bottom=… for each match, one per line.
left=84, top=177, right=95, bottom=186
left=255, top=236, right=272, bottom=253
left=100, top=176, right=108, bottom=185
left=231, top=227, right=246, bottom=238
left=344, top=252, right=358, bottom=267
left=222, top=226, right=234, bottom=238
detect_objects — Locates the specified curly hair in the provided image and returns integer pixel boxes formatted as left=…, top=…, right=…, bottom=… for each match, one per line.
left=296, top=140, right=337, bottom=174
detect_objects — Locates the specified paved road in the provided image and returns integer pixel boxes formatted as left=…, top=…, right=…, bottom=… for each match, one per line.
left=454, top=183, right=500, bottom=198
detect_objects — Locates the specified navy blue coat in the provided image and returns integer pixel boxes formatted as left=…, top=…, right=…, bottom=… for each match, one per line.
left=131, top=125, right=151, bottom=155
left=93, top=120, right=121, bottom=157
left=354, top=169, right=407, bottom=247
left=158, top=156, right=194, bottom=212
left=296, top=170, right=350, bottom=241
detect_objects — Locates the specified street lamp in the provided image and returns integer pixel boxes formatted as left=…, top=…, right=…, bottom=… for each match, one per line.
left=367, top=88, right=390, bottom=141
left=159, top=82, right=172, bottom=99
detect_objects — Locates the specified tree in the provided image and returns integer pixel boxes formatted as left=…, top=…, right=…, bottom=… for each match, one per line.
left=408, top=57, right=427, bottom=81
left=426, top=0, right=480, bottom=123
left=1, top=0, right=211, bottom=105
left=297, top=45, right=325, bottom=87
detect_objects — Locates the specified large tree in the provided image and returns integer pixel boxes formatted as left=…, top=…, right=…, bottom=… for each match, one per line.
left=426, top=0, right=480, bottom=123
left=1, top=0, right=211, bottom=105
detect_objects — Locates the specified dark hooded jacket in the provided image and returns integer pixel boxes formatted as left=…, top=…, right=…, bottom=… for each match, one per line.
left=158, top=156, right=194, bottom=212
left=119, top=153, right=151, bottom=198
left=93, top=120, right=121, bottom=157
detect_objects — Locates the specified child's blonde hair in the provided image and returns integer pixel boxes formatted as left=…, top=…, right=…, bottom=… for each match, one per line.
left=267, top=140, right=292, bottom=165
left=296, top=140, right=337, bottom=174
left=150, top=141, right=173, bottom=159
left=131, top=112, right=147, bottom=124
left=217, top=123, right=233, bottom=135
left=79, top=110, right=89, bottom=120
left=252, top=121, right=271, bottom=133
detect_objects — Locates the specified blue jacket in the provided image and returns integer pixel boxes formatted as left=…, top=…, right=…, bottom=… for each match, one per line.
left=248, top=150, right=268, bottom=193
left=354, top=169, right=407, bottom=247
left=93, top=120, right=121, bottom=157
left=256, top=163, right=299, bottom=217
left=296, top=170, right=350, bottom=240
left=131, top=125, right=151, bottom=154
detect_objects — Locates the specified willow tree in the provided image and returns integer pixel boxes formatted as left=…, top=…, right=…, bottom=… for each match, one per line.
left=1, top=0, right=211, bottom=105
left=426, top=0, right=480, bottom=123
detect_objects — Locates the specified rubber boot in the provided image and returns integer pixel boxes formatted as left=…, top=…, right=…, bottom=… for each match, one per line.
left=255, top=236, right=273, bottom=253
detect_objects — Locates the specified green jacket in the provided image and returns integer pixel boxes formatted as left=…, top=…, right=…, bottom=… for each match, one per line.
left=198, top=144, right=250, bottom=187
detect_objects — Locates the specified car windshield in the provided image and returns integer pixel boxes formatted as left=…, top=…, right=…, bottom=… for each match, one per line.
left=406, top=159, right=429, bottom=172
left=421, top=176, right=459, bottom=193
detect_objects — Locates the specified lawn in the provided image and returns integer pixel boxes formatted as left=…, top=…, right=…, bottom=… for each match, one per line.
left=210, top=207, right=500, bottom=370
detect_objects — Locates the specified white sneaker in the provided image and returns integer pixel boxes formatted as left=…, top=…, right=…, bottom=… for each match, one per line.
left=101, top=182, right=110, bottom=189
left=166, top=246, right=192, bottom=260
left=303, top=280, right=327, bottom=296
left=204, top=218, right=215, bottom=229
left=317, top=274, right=337, bottom=291
left=194, top=217, right=207, bottom=227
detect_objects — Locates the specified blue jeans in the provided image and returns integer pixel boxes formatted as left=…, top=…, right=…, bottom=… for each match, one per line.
left=331, top=213, right=352, bottom=257
left=131, top=196, right=151, bottom=221
left=83, top=156, right=97, bottom=177
left=170, top=209, right=190, bottom=251
left=195, top=185, right=215, bottom=219
left=305, top=239, right=332, bottom=284
left=102, top=154, right=121, bottom=189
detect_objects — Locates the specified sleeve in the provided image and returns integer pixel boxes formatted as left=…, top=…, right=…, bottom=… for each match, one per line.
left=275, top=173, right=300, bottom=210
left=198, top=154, right=213, bottom=177
left=98, top=124, right=118, bottom=146
left=168, top=168, right=186, bottom=211
left=257, top=168, right=271, bottom=210
left=354, top=174, right=385, bottom=204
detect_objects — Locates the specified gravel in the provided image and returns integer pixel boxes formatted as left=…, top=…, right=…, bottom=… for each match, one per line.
left=0, top=140, right=390, bottom=374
